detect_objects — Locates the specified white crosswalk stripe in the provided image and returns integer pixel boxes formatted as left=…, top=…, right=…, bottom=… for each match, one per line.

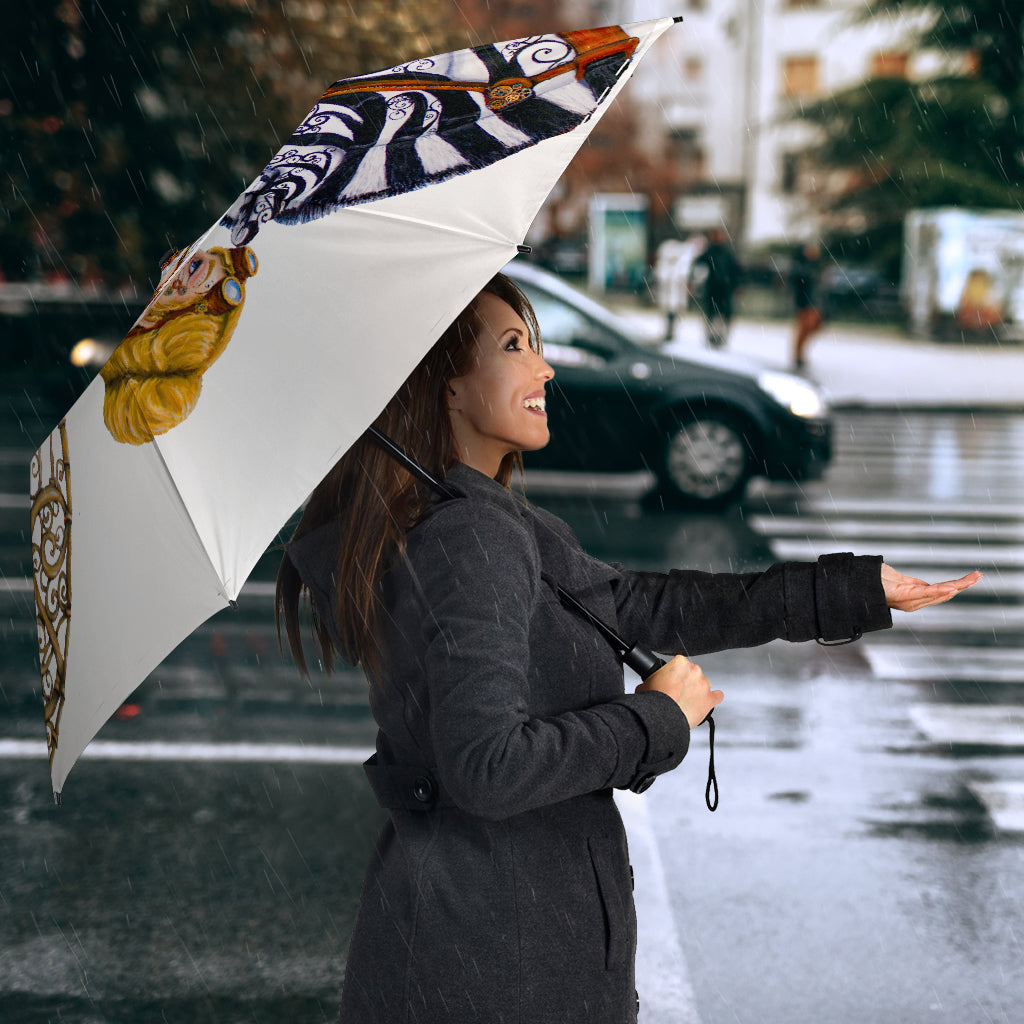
left=907, top=705, right=1024, bottom=748
left=966, top=781, right=1024, bottom=832
left=865, top=645, right=1024, bottom=684
left=750, top=412, right=1024, bottom=831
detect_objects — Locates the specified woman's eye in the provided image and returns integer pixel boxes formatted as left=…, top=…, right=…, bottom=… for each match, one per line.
left=504, top=338, right=522, bottom=352
left=189, top=259, right=202, bottom=275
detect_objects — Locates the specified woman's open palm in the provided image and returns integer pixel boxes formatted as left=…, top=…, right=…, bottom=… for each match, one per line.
left=881, top=564, right=982, bottom=612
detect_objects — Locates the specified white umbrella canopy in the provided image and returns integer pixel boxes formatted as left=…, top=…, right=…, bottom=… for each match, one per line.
left=29, top=17, right=678, bottom=799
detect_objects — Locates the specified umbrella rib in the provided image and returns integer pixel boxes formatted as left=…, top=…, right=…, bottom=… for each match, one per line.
left=147, top=435, right=232, bottom=604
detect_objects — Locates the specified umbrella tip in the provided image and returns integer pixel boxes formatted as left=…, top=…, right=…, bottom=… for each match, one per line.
left=673, top=15, right=684, bottom=23
left=517, top=245, right=532, bottom=255
left=53, top=790, right=62, bottom=807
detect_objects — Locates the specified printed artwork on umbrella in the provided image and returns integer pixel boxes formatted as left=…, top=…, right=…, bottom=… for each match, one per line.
left=100, top=246, right=258, bottom=445
left=222, top=26, right=639, bottom=243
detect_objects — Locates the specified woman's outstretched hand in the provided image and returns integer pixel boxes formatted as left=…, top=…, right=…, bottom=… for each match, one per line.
left=636, top=654, right=723, bottom=729
left=881, top=564, right=983, bottom=612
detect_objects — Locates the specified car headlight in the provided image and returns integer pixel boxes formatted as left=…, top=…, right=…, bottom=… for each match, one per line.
left=757, top=371, right=829, bottom=419
left=70, top=337, right=115, bottom=369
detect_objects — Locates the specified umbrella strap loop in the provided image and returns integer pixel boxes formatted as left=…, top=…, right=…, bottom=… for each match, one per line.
left=705, top=712, right=718, bottom=812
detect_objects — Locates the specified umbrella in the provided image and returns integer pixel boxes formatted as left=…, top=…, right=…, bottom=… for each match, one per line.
left=29, top=17, right=681, bottom=800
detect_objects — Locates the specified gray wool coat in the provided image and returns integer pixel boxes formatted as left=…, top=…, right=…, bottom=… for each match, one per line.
left=288, top=462, right=892, bottom=1024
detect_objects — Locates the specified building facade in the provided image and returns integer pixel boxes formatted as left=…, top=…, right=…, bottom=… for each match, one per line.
left=620, top=0, right=927, bottom=251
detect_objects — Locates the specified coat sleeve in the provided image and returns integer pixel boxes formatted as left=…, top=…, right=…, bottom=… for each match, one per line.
left=609, top=553, right=892, bottom=657
left=406, top=502, right=690, bottom=820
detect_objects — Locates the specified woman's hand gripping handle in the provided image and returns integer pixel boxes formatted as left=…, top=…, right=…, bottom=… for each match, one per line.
left=635, top=653, right=722, bottom=729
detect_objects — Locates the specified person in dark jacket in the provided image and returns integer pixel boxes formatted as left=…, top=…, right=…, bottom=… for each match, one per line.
left=276, top=273, right=980, bottom=1024
left=791, top=242, right=824, bottom=369
left=691, top=227, right=741, bottom=348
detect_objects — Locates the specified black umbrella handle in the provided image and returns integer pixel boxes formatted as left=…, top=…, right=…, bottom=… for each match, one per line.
left=624, top=643, right=718, bottom=812
left=623, top=643, right=664, bottom=680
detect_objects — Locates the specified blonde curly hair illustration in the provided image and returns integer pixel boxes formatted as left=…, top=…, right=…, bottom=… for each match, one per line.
left=101, top=245, right=258, bottom=445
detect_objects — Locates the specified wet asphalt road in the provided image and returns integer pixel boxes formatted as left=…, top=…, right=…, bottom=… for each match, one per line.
left=1, top=402, right=1023, bottom=1023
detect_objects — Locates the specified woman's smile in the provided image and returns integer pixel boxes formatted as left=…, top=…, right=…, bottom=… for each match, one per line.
left=523, top=391, right=547, bottom=415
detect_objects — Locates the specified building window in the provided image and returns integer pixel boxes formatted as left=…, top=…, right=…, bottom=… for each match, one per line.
left=871, top=51, right=909, bottom=79
left=668, top=128, right=706, bottom=182
left=780, top=152, right=799, bottom=194
left=782, top=56, right=819, bottom=98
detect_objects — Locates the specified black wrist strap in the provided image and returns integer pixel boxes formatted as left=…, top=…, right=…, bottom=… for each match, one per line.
left=705, top=712, right=718, bottom=812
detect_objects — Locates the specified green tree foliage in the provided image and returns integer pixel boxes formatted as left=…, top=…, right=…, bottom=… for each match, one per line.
left=0, top=0, right=466, bottom=287
left=794, top=0, right=1024, bottom=275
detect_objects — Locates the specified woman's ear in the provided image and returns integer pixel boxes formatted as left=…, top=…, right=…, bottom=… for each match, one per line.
left=445, top=378, right=462, bottom=412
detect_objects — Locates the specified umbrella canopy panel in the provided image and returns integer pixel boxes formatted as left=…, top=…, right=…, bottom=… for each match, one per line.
left=30, top=19, right=676, bottom=798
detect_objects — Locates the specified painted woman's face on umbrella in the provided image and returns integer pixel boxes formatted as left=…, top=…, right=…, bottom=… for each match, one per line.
left=100, top=245, right=258, bottom=445
left=137, top=249, right=245, bottom=329
left=447, top=292, right=554, bottom=477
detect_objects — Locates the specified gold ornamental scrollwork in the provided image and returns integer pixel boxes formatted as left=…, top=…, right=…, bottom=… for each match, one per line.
left=30, top=421, right=71, bottom=767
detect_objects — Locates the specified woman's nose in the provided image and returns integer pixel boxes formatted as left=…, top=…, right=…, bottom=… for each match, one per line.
left=535, top=352, right=554, bottom=380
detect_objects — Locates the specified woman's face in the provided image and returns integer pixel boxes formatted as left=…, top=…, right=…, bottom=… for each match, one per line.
left=447, top=292, right=554, bottom=478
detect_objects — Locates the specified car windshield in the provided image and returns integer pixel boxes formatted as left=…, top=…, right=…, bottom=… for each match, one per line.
left=516, top=283, right=627, bottom=360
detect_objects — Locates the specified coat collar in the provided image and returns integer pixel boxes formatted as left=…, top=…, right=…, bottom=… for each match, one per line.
left=434, top=461, right=530, bottom=518
left=438, top=462, right=622, bottom=594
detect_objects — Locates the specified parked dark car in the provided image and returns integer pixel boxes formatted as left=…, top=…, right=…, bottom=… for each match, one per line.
left=819, top=263, right=901, bottom=320
left=505, top=260, right=832, bottom=506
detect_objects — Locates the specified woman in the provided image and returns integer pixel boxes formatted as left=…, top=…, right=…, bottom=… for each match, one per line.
left=277, top=273, right=979, bottom=1023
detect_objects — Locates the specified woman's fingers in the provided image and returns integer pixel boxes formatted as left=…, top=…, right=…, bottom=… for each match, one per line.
left=882, top=564, right=983, bottom=612
left=636, top=654, right=722, bottom=728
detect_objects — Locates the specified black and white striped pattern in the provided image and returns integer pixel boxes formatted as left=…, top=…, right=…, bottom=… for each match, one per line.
left=221, top=31, right=634, bottom=244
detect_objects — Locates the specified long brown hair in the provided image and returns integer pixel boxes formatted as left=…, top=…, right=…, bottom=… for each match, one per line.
left=276, top=272, right=541, bottom=681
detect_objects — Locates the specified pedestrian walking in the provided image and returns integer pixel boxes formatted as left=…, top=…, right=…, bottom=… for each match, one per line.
left=691, top=227, right=741, bottom=348
left=791, top=242, right=824, bottom=369
left=276, top=272, right=980, bottom=1024
left=654, top=238, right=696, bottom=341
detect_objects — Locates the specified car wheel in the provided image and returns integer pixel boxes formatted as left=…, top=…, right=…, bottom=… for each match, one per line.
left=658, top=413, right=752, bottom=506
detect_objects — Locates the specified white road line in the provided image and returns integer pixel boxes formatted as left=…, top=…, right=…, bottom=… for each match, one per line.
left=886, top=605, right=1024, bottom=633
left=0, top=577, right=278, bottom=599
left=796, top=499, right=1024, bottom=519
left=616, top=789, right=702, bottom=1024
left=908, top=704, right=1024, bottom=747
left=748, top=516, right=1024, bottom=542
left=0, top=577, right=33, bottom=593
left=767, top=538, right=1024, bottom=568
left=968, top=781, right=1024, bottom=833
left=0, top=739, right=375, bottom=764
left=241, top=580, right=276, bottom=598
left=522, top=469, right=656, bottom=496
left=865, top=644, right=1024, bottom=684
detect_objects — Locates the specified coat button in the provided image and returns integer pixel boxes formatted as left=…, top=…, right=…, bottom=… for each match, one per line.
left=631, top=773, right=656, bottom=794
left=412, top=775, right=437, bottom=803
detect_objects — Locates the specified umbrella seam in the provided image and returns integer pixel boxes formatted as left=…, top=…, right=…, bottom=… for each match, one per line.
left=147, top=434, right=232, bottom=602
